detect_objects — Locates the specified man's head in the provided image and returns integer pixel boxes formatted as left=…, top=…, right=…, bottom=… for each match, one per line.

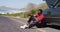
left=37, top=9, right=43, bottom=14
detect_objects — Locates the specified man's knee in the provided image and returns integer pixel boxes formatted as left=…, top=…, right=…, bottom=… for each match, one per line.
left=36, top=23, right=41, bottom=28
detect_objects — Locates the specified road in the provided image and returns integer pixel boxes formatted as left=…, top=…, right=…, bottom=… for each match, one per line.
left=0, top=16, right=60, bottom=32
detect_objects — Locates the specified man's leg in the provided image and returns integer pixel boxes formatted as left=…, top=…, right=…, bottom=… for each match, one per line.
left=36, top=23, right=41, bottom=28
left=28, top=22, right=41, bottom=28
left=25, top=16, right=36, bottom=29
left=28, top=22, right=37, bottom=28
left=27, top=16, right=36, bottom=24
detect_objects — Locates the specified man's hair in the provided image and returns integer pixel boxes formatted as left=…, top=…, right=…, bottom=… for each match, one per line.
left=38, top=9, right=42, bottom=14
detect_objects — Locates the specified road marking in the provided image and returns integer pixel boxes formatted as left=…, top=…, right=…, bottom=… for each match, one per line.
left=8, top=17, right=46, bottom=32
left=37, top=28, right=46, bottom=32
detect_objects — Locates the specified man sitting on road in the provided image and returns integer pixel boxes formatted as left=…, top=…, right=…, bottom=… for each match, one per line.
left=20, top=9, right=45, bottom=29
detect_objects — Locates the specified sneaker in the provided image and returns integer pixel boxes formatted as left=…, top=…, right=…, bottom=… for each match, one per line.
left=20, top=24, right=28, bottom=29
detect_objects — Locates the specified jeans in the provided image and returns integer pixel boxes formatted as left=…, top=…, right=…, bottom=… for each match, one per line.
left=27, top=16, right=41, bottom=28
left=28, top=16, right=36, bottom=23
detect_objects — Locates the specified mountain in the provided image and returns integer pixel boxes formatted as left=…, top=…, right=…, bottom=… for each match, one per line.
left=37, top=3, right=49, bottom=10
left=26, top=3, right=37, bottom=10
left=20, top=3, right=49, bottom=12
left=0, top=6, right=20, bottom=10
left=20, top=3, right=37, bottom=12
left=0, top=3, right=37, bottom=12
left=0, top=3, right=49, bottom=14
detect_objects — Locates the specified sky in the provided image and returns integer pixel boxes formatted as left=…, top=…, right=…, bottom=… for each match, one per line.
left=0, top=0, right=45, bottom=9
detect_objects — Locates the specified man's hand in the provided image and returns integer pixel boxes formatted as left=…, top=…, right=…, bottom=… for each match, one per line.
left=35, top=20, right=41, bottom=23
left=33, top=15, right=36, bottom=16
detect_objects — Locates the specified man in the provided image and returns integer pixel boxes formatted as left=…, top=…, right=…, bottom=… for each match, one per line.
left=20, top=9, right=45, bottom=29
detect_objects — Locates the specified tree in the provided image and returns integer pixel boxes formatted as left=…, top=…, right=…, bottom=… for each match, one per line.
left=28, top=9, right=37, bottom=15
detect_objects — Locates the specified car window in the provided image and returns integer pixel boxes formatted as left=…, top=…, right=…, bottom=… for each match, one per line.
left=57, top=2, right=60, bottom=7
left=42, top=9, right=60, bottom=16
left=51, top=10, right=60, bottom=15
left=42, top=10, right=47, bottom=14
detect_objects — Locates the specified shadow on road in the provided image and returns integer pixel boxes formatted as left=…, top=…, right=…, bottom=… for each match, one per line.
left=45, top=25, right=60, bottom=30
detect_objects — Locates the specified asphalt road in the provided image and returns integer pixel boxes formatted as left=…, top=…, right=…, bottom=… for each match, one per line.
left=0, top=16, right=43, bottom=32
left=0, top=16, right=60, bottom=32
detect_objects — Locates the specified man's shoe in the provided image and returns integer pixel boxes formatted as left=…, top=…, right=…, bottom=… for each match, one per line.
left=20, top=24, right=28, bottom=29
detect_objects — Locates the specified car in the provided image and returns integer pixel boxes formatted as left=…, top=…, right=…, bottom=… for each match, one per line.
left=43, top=0, right=60, bottom=26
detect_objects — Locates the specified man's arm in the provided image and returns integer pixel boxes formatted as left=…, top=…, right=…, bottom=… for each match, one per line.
left=34, top=17, right=40, bottom=22
left=34, top=15, right=45, bottom=23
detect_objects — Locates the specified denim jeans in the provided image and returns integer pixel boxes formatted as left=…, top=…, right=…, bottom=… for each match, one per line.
left=28, top=16, right=36, bottom=23
left=27, top=16, right=41, bottom=28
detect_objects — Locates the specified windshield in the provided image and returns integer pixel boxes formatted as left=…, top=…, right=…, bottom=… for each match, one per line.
left=45, top=0, right=60, bottom=8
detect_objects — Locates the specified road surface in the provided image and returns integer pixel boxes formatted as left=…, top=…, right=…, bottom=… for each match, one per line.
left=0, top=16, right=60, bottom=32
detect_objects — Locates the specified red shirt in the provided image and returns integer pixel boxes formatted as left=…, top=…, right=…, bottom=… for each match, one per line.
left=36, top=14, right=45, bottom=21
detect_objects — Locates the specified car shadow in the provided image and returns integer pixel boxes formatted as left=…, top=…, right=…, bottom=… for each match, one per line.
left=26, top=25, right=60, bottom=30
left=45, top=25, right=60, bottom=30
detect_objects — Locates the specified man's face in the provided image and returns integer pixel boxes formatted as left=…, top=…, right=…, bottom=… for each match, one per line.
left=38, top=11, right=41, bottom=13
left=36, top=10, right=41, bottom=15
